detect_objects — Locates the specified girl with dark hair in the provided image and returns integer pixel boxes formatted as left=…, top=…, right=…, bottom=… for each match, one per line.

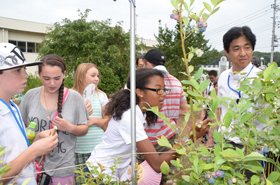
left=19, top=54, right=89, bottom=185
left=86, top=68, right=178, bottom=182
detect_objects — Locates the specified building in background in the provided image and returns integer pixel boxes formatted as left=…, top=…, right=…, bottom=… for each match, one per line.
left=200, top=56, right=229, bottom=82
left=0, top=16, right=158, bottom=74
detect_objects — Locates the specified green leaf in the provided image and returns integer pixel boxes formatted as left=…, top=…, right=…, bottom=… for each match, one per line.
left=190, top=78, right=200, bottom=90
left=183, top=2, right=189, bottom=12
left=199, top=80, right=210, bottom=93
left=199, top=8, right=205, bottom=17
left=187, top=90, right=202, bottom=97
left=266, top=179, right=273, bottom=185
left=203, top=163, right=214, bottom=170
left=189, top=65, right=194, bottom=73
left=188, top=52, right=194, bottom=61
left=221, top=165, right=232, bottom=170
left=243, top=152, right=266, bottom=162
left=240, top=112, right=252, bottom=124
left=211, top=96, right=220, bottom=112
left=181, top=80, right=191, bottom=85
left=184, top=112, right=191, bottom=126
left=210, top=6, right=220, bottom=15
left=223, top=110, right=233, bottom=128
left=190, top=0, right=195, bottom=7
left=182, top=175, right=191, bottom=182
left=183, top=16, right=189, bottom=27
left=249, top=138, right=256, bottom=146
left=251, top=175, right=260, bottom=184
left=157, top=135, right=172, bottom=148
left=236, top=147, right=244, bottom=158
left=170, top=0, right=179, bottom=9
left=194, top=68, right=203, bottom=80
left=203, top=2, right=212, bottom=12
left=202, top=13, right=209, bottom=21
left=214, top=144, right=221, bottom=157
left=267, top=172, right=280, bottom=182
left=211, top=0, right=218, bottom=6
left=263, top=62, right=277, bottom=81
left=265, top=93, right=274, bottom=101
left=256, top=116, right=268, bottom=124
left=213, top=129, right=222, bottom=143
left=160, top=161, right=170, bottom=175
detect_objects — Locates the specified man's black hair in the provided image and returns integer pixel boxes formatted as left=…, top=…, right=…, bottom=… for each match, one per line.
left=251, top=56, right=260, bottom=67
left=208, top=70, right=217, bottom=77
left=223, top=26, right=256, bottom=53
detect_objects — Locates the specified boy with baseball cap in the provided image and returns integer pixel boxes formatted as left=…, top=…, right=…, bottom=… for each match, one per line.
left=0, top=43, right=58, bottom=185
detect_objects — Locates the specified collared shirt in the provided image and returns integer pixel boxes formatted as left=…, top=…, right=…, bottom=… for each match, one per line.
left=144, top=65, right=186, bottom=145
left=218, top=62, right=264, bottom=144
left=205, top=82, right=214, bottom=96
left=0, top=101, right=36, bottom=185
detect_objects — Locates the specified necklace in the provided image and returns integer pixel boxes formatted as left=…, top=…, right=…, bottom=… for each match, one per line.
left=43, top=88, right=57, bottom=120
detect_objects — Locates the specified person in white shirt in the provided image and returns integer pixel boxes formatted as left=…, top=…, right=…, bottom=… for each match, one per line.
left=87, top=68, right=183, bottom=183
left=207, top=26, right=264, bottom=179
left=0, top=43, right=58, bottom=185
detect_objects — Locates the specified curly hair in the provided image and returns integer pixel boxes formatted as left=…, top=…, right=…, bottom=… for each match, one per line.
left=38, top=54, right=66, bottom=117
left=105, top=68, right=164, bottom=125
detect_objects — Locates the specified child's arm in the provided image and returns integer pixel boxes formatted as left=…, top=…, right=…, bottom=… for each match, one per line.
left=136, top=139, right=179, bottom=173
left=53, top=116, right=88, bottom=136
left=0, top=132, right=58, bottom=184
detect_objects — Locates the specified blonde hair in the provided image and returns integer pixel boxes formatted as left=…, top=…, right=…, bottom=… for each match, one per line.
left=73, top=63, right=104, bottom=96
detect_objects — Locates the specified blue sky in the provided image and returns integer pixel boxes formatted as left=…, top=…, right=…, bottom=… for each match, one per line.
left=0, top=0, right=279, bottom=53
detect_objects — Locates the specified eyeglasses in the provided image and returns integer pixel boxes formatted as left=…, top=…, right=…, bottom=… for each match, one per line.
left=142, top=87, right=171, bottom=95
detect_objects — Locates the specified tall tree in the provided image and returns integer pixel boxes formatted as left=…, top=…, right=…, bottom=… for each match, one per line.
left=39, top=9, right=145, bottom=95
left=155, top=20, right=220, bottom=80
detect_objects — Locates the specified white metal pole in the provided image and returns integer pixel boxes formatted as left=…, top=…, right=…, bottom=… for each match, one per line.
left=129, top=0, right=137, bottom=184
left=270, top=0, right=277, bottom=63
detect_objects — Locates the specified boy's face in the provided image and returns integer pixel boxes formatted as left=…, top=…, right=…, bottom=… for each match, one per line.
left=0, top=66, right=29, bottom=97
left=208, top=75, right=217, bottom=83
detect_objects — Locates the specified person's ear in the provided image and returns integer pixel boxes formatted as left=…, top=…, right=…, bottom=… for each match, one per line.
left=224, top=49, right=230, bottom=58
left=136, top=88, right=143, bottom=98
left=147, top=62, right=153, bottom=69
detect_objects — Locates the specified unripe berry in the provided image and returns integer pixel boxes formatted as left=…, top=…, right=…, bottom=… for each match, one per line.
left=202, top=157, right=207, bottom=161
left=173, top=15, right=179, bottom=20
left=200, top=17, right=205, bottom=22
left=203, top=22, right=207, bottom=27
left=232, top=178, right=237, bottom=183
left=205, top=174, right=211, bottom=179
left=172, top=9, right=178, bottom=15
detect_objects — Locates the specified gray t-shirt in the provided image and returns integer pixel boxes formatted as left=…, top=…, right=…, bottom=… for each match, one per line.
left=19, top=87, right=88, bottom=177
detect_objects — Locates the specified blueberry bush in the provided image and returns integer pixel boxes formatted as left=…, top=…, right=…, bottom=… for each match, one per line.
left=155, top=0, right=280, bottom=184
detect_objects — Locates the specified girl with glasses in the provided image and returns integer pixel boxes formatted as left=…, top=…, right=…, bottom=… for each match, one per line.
left=86, top=68, right=179, bottom=183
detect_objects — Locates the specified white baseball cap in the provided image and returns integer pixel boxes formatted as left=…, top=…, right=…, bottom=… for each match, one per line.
left=0, top=43, right=42, bottom=71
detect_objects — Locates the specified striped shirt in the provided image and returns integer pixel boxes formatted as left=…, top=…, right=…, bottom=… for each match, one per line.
left=145, top=65, right=186, bottom=145
left=75, top=92, right=107, bottom=153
